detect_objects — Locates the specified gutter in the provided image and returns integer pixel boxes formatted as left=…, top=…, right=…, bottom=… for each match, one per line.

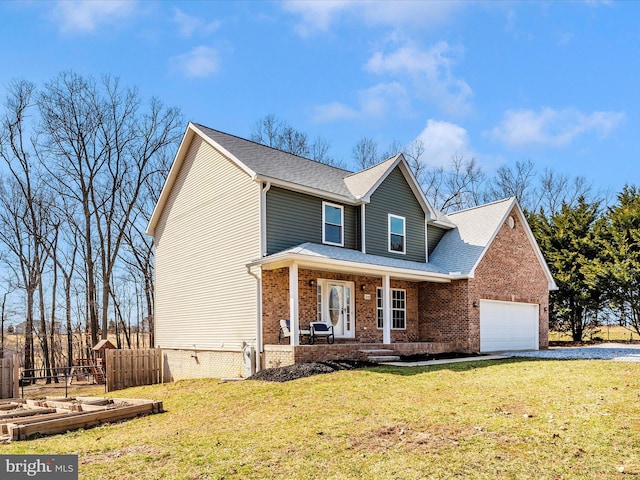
left=254, top=175, right=364, bottom=206
left=247, top=252, right=469, bottom=283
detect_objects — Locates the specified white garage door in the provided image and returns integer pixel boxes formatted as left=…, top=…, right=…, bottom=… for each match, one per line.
left=480, top=300, right=539, bottom=352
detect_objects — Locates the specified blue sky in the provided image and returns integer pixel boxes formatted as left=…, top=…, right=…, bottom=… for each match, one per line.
left=0, top=1, right=636, bottom=193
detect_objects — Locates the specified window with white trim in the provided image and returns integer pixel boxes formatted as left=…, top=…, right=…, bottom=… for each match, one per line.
left=376, top=287, right=406, bottom=330
left=323, top=202, right=344, bottom=246
left=388, top=214, right=406, bottom=254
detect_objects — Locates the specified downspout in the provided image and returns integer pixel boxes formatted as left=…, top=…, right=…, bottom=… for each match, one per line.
left=361, top=203, right=366, bottom=254
left=246, top=265, right=262, bottom=373
left=247, top=180, right=270, bottom=374
left=425, top=214, right=429, bottom=262
left=260, top=181, right=271, bottom=257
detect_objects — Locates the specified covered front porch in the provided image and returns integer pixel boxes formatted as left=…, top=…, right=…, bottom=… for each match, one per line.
left=248, top=243, right=472, bottom=367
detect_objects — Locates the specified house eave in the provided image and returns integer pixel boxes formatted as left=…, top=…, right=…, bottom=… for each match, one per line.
left=248, top=253, right=464, bottom=283
left=255, top=175, right=364, bottom=205
left=429, top=219, right=457, bottom=229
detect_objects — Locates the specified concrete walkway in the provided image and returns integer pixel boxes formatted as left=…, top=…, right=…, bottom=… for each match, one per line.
left=379, top=354, right=508, bottom=367
left=380, top=343, right=640, bottom=366
left=503, top=343, right=640, bottom=362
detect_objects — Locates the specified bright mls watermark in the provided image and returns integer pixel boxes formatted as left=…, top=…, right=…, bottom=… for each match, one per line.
left=0, top=455, right=78, bottom=479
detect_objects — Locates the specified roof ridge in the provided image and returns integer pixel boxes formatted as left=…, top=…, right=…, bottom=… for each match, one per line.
left=192, top=122, right=354, bottom=174
left=447, top=197, right=515, bottom=216
left=344, top=154, right=401, bottom=178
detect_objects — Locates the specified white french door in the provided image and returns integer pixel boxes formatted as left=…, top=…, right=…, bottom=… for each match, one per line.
left=320, top=280, right=354, bottom=338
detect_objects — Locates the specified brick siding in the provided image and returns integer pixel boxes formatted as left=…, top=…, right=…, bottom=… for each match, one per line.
left=420, top=206, right=550, bottom=352
left=469, top=209, right=550, bottom=350
left=262, top=268, right=420, bottom=346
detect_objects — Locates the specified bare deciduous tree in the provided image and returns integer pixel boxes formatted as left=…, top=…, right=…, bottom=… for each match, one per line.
left=37, top=72, right=182, bottom=343
left=351, top=136, right=379, bottom=170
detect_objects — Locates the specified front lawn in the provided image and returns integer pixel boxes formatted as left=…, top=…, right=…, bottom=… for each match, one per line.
left=4, top=359, right=640, bottom=479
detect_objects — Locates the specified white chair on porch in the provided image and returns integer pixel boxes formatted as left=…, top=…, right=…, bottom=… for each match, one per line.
left=278, top=320, right=311, bottom=344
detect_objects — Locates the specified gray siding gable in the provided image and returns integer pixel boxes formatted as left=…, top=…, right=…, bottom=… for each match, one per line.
left=427, top=225, right=448, bottom=256
left=266, top=187, right=359, bottom=254
left=365, top=167, right=426, bottom=262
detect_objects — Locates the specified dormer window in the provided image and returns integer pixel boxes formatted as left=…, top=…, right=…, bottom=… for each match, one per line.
left=388, top=214, right=406, bottom=254
left=323, top=202, right=344, bottom=246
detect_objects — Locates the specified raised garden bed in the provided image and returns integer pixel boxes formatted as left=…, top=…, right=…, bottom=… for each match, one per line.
left=0, top=396, right=163, bottom=442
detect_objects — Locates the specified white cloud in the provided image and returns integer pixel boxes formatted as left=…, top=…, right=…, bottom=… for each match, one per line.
left=366, top=42, right=472, bottom=116
left=487, top=107, right=625, bottom=148
left=313, top=102, right=359, bottom=123
left=313, top=82, right=408, bottom=122
left=282, top=0, right=350, bottom=37
left=52, top=0, right=136, bottom=34
left=173, top=8, right=220, bottom=38
left=415, top=119, right=474, bottom=168
left=283, top=0, right=461, bottom=37
left=169, top=46, right=219, bottom=79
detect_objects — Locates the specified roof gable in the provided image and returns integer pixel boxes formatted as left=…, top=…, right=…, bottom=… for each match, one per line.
left=148, top=122, right=443, bottom=235
left=428, top=198, right=556, bottom=289
left=344, top=154, right=438, bottom=218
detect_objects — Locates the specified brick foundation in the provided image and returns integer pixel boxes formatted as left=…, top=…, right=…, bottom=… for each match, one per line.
left=262, top=341, right=464, bottom=366
left=162, top=348, right=246, bottom=381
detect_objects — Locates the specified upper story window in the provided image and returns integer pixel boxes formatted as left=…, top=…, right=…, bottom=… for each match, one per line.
left=323, top=202, right=344, bottom=246
left=388, top=214, right=406, bottom=254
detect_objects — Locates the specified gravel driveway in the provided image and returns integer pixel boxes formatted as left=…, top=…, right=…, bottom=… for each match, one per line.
left=505, top=343, right=640, bottom=362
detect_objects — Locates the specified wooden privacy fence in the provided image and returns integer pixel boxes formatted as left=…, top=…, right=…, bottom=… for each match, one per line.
left=0, top=355, right=19, bottom=399
left=105, top=349, right=162, bottom=392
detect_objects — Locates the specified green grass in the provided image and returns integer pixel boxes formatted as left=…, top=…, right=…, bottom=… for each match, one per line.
left=550, top=325, right=637, bottom=342
left=4, top=359, right=640, bottom=479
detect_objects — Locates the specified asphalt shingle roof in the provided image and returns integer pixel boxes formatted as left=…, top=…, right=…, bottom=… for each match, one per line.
left=195, top=124, right=357, bottom=199
left=428, top=198, right=515, bottom=275
left=266, top=242, right=450, bottom=276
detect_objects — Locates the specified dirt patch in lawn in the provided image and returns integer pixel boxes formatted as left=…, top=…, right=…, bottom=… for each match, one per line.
left=81, top=445, right=165, bottom=465
left=348, top=423, right=517, bottom=455
left=247, top=360, right=374, bottom=382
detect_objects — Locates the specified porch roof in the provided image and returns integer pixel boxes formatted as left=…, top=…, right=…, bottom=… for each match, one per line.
left=248, top=242, right=464, bottom=283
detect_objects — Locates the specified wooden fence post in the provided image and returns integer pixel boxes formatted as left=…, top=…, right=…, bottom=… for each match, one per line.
left=13, top=354, right=19, bottom=399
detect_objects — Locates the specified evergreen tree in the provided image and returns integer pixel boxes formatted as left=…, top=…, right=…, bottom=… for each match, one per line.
left=598, top=185, right=640, bottom=336
left=530, top=197, right=604, bottom=341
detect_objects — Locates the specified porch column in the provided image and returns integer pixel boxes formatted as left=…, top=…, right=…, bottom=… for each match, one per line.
left=383, top=274, right=391, bottom=344
left=289, top=263, right=299, bottom=346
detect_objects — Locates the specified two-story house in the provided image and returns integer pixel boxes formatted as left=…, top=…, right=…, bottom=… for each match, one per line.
left=146, top=123, right=556, bottom=380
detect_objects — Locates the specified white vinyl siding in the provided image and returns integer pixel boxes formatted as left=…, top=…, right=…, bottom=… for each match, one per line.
left=154, top=136, right=260, bottom=351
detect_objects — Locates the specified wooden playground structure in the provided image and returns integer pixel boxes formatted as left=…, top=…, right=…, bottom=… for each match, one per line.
left=67, top=339, right=116, bottom=386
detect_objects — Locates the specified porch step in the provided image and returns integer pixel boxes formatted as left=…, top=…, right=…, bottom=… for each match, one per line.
left=359, top=349, right=400, bottom=363
left=368, top=355, right=401, bottom=363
